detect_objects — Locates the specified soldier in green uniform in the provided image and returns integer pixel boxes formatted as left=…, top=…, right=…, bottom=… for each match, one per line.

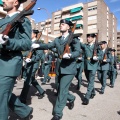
left=31, top=19, right=80, bottom=120
left=75, top=50, right=84, bottom=90
left=81, top=33, right=102, bottom=105
left=109, top=48, right=117, bottom=88
left=19, top=29, right=45, bottom=104
left=97, top=41, right=111, bottom=94
left=41, top=50, right=52, bottom=84
left=0, top=0, right=33, bottom=119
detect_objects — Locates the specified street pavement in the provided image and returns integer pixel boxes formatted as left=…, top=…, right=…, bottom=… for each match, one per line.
left=9, top=72, right=120, bottom=120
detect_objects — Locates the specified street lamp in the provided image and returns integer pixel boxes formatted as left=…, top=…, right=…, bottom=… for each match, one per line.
left=37, top=8, right=50, bottom=43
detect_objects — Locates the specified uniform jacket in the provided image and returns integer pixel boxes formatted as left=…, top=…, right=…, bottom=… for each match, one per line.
left=23, top=40, right=44, bottom=69
left=39, top=35, right=80, bottom=75
left=0, top=13, right=31, bottom=76
left=81, top=42, right=102, bottom=71
left=109, top=55, right=117, bottom=71
left=98, top=50, right=111, bottom=71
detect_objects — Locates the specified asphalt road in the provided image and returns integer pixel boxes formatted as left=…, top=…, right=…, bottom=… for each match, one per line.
left=9, top=72, right=120, bottom=120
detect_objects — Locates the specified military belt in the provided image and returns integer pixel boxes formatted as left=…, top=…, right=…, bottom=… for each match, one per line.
left=86, top=57, right=91, bottom=60
left=1, top=50, right=20, bottom=58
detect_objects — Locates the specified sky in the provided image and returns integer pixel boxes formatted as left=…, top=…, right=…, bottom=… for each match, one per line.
left=31, top=0, right=120, bottom=30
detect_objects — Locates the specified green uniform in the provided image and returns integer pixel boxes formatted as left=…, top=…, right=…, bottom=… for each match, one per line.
left=42, top=52, right=52, bottom=84
left=20, top=40, right=45, bottom=102
left=0, top=14, right=32, bottom=119
left=97, top=51, right=111, bottom=93
left=75, top=52, right=84, bottom=90
left=38, top=36, right=80, bottom=118
left=97, top=50, right=111, bottom=93
left=109, top=55, right=117, bottom=87
left=81, top=43, right=102, bottom=100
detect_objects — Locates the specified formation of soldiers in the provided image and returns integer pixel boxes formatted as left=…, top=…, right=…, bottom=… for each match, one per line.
left=0, top=0, right=118, bottom=120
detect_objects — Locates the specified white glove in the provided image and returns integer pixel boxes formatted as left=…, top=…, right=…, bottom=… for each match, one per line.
left=31, top=43, right=40, bottom=49
left=93, top=56, right=98, bottom=61
left=63, top=53, right=71, bottom=59
left=0, top=34, right=9, bottom=44
left=103, top=59, right=107, bottom=62
left=25, top=58, right=31, bottom=63
left=78, top=57, right=82, bottom=60
left=44, top=61, right=47, bottom=63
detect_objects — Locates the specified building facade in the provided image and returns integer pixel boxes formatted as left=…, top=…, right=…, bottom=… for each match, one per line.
left=117, top=31, right=120, bottom=56
left=35, top=0, right=117, bottom=49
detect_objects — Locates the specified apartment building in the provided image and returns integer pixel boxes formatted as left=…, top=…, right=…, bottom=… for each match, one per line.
left=0, top=0, right=6, bottom=18
left=117, top=31, right=120, bottom=56
left=52, top=0, right=117, bottom=48
left=35, top=0, right=117, bottom=49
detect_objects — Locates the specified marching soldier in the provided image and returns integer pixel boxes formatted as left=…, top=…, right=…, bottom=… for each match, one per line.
left=31, top=19, right=80, bottom=120
left=75, top=50, right=84, bottom=90
left=109, top=48, right=117, bottom=88
left=19, top=29, right=45, bottom=104
left=41, top=50, right=52, bottom=84
left=81, top=33, right=102, bottom=105
left=97, top=41, right=111, bottom=94
left=0, top=0, right=33, bottom=119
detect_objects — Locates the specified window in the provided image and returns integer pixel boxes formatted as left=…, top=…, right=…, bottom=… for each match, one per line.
left=54, top=23, right=59, bottom=27
left=54, top=30, right=60, bottom=34
left=88, top=15, right=97, bottom=21
left=54, top=15, right=61, bottom=20
left=88, top=6, right=97, bottom=11
left=88, top=25, right=97, bottom=29
left=117, top=33, right=120, bottom=35
left=41, top=24, right=45, bottom=27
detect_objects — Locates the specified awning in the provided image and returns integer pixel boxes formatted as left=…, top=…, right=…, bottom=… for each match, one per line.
left=76, top=24, right=83, bottom=28
left=0, top=0, right=3, bottom=5
left=66, top=15, right=83, bottom=21
left=72, top=16, right=83, bottom=21
left=70, top=7, right=83, bottom=13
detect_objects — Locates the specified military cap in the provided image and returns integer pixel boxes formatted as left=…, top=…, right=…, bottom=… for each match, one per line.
left=18, top=0, right=27, bottom=3
left=32, top=29, right=39, bottom=34
left=111, top=48, right=116, bottom=52
left=99, top=41, right=107, bottom=45
left=87, top=33, right=96, bottom=38
left=60, top=19, right=73, bottom=26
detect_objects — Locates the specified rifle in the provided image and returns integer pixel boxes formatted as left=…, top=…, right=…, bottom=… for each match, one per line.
left=93, top=30, right=99, bottom=57
left=103, top=39, right=110, bottom=61
left=1, top=0, right=37, bottom=36
left=26, top=31, right=42, bottom=59
left=59, top=21, right=77, bottom=58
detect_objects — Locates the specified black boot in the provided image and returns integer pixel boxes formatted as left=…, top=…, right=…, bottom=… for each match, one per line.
left=82, top=98, right=89, bottom=105
left=38, top=91, right=46, bottom=99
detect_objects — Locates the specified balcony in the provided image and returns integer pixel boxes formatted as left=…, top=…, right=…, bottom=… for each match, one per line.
left=62, top=3, right=83, bottom=12
left=65, top=15, right=83, bottom=21
left=88, top=28, right=97, bottom=33
left=70, top=7, right=83, bottom=14
left=88, top=10, right=97, bottom=16
left=54, top=18, right=61, bottom=23
left=88, top=19, right=97, bottom=25
left=75, top=29, right=83, bottom=34
left=54, top=26, right=59, bottom=31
